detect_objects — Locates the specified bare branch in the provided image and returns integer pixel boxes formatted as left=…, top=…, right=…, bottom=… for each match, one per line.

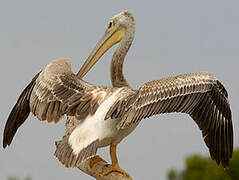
left=78, top=155, right=132, bottom=180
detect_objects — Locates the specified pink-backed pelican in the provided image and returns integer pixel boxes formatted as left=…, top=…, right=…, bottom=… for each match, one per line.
left=3, top=11, right=233, bottom=177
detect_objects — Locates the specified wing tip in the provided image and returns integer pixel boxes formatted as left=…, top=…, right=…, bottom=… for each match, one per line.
left=3, top=127, right=13, bottom=149
left=3, top=140, right=8, bottom=149
left=2, top=104, right=28, bottom=149
left=2, top=72, right=40, bottom=149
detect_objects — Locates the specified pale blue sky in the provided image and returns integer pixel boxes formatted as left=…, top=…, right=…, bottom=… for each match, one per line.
left=1, top=1, right=239, bottom=180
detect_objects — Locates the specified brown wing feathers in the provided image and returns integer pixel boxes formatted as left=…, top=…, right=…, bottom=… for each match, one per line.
left=190, top=81, right=233, bottom=167
left=52, top=76, right=112, bottom=121
left=28, top=58, right=77, bottom=123
left=117, top=72, right=233, bottom=168
left=3, top=72, right=41, bottom=148
left=29, top=76, right=64, bottom=123
left=3, top=58, right=89, bottom=148
left=55, top=136, right=99, bottom=168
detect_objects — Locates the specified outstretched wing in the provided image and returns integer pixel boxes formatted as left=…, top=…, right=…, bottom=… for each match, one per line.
left=116, top=72, right=233, bottom=168
left=3, top=58, right=97, bottom=148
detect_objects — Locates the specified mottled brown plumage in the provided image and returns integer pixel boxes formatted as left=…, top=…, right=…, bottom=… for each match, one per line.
left=55, top=136, right=99, bottom=168
left=112, top=72, right=233, bottom=167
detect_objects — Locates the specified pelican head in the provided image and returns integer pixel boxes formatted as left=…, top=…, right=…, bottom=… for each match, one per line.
left=77, top=10, right=136, bottom=78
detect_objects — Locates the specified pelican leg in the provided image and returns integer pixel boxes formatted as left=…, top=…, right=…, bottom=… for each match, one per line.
left=104, top=143, right=132, bottom=179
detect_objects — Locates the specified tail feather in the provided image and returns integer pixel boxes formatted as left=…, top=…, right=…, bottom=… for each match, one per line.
left=54, top=136, right=99, bottom=168
left=3, top=72, right=41, bottom=148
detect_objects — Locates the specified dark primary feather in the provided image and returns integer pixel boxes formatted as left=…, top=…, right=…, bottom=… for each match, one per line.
left=3, top=59, right=72, bottom=149
left=115, top=72, right=233, bottom=168
left=3, top=72, right=41, bottom=148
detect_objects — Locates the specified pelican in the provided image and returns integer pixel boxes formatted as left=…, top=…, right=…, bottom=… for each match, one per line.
left=3, top=10, right=233, bottom=177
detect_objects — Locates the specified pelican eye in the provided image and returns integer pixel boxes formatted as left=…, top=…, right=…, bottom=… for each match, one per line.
left=108, top=21, right=113, bottom=28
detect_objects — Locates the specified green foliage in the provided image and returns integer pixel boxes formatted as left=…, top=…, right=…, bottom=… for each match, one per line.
left=7, top=176, right=31, bottom=180
left=167, top=149, right=239, bottom=180
left=168, top=169, right=178, bottom=180
left=7, top=178, right=19, bottom=180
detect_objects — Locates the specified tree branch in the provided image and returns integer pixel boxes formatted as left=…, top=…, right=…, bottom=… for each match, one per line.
left=61, top=116, right=132, bottom=180
left=78, top=155, right=132, bottom=180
